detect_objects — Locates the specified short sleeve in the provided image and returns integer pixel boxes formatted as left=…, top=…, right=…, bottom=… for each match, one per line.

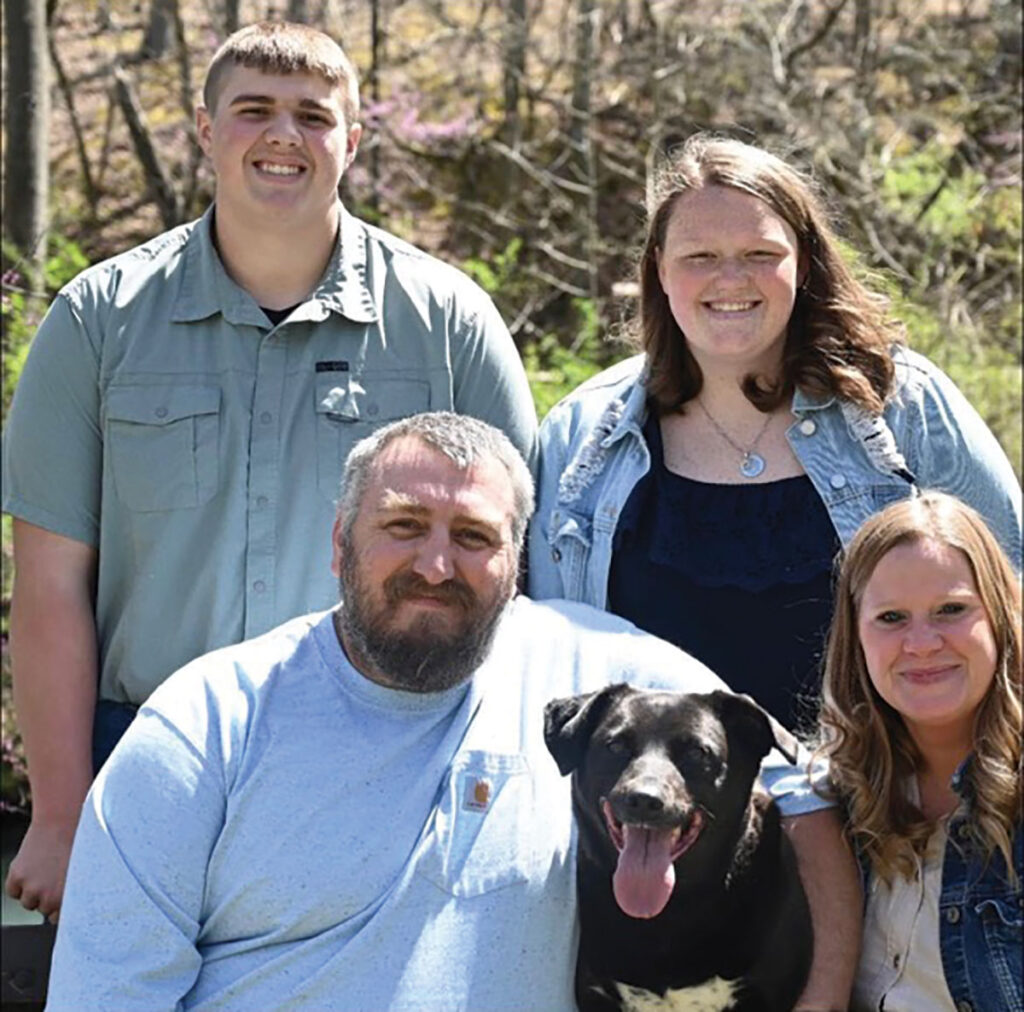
left=451, top=292, right=539, bottom=475
left=2, top=293, right=102, bottom=546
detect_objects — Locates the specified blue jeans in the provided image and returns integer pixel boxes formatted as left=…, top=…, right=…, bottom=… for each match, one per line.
left=91, top=700, right=138, bottom=774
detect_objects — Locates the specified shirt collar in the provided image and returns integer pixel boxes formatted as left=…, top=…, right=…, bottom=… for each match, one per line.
left=171, top=203, right=378, bottom=327
left=791, top=385, right=837, bottom=413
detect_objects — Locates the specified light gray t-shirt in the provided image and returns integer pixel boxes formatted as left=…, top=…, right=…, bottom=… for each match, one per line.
left=48, top=598, right=829, bottom=1011
left=1, top=205, right=537, bottom=704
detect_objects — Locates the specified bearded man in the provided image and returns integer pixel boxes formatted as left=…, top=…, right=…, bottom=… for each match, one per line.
left=47, top=413, right=859, bottom=1011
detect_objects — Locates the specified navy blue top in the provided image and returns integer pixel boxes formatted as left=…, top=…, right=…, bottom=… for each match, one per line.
left=608, top=413, right=840, bottom=732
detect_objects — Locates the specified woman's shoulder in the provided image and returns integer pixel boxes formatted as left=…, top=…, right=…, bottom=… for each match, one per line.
left=887, top=344, right=960, bottom=400
left=541, top=354, right=646, bottom=434
left=552, top=354, right=645, bottom=409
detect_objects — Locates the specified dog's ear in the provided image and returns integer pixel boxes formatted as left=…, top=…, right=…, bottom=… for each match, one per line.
left=707, top=690, right=801, bottom=765
left=543, top=683, right=631, bottom=776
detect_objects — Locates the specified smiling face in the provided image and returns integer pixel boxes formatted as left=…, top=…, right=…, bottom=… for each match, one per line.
left=197, top=65, right=361, bottom=237
left=331, top=436, right=518, bottom=691
left=656, top=185, right=803, bottom=379
left=857, top=538, right=999, bottom=747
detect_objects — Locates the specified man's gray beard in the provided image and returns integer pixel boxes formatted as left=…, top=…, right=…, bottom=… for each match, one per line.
left=336, top=549, right=513, bottom=693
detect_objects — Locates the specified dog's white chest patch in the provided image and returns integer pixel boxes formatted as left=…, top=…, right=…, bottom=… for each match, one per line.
left=614, top=976, right=739, bottom=1012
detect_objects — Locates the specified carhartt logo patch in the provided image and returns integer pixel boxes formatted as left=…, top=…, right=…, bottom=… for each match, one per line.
left=463, top=777, right=491, bottom=811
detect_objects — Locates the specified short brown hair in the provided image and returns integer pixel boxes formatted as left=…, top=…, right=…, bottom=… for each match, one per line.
left=636, top=134, right=901, bottom=416
left=203, top=22, right=360, bottom=124
left=818, top=491, right=1022, bottom=883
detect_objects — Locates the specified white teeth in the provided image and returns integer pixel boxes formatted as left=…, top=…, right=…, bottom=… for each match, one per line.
left=708, top=301, right=756, bottom=312
left=258, top=163, right=302, bottom=176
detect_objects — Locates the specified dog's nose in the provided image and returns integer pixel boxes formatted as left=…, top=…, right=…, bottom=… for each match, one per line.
left=622, top=790, right=665, bottom=818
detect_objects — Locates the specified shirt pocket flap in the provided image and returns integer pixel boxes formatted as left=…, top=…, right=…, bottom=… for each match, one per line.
left=315, top=373, right=430, bottom=423
left=106, top=384, right=221, bottom=426
left=975, top=894, right=1023, bottom=928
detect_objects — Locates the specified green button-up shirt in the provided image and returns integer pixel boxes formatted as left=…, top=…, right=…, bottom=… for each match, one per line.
left=2, top=205, right=537, bottom=704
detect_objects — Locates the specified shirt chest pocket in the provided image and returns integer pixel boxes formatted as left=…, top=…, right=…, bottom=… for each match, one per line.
left=416, top=751, right=538, bottom=898
left=106, top=384, right=220, bottom=511
left=315, top=372, right=431, bottom=500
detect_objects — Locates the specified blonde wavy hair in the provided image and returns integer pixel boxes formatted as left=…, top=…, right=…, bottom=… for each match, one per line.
left=817, top=491, right=1021, bottom=883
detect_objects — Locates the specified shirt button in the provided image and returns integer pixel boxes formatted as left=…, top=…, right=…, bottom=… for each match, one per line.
left=945, top=906, right=961, bottom=924
left=253, top=580, right=266, bottom=593
left=260, top=411, right=272, bottom=424
left=829, top=473, right=847, bottom=489
left=799, top=418, right=816, bottom=436
left=256, top=496, right=269, bottom=508
left=551, top=548, right=562, bottom=562
left=154, top=406, right=168, bottom=419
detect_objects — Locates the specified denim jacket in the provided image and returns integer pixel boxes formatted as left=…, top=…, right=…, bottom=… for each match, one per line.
left=528, top=348, right=1022, bottom=604
left=938, top=812, right=1023, bottom=1010
left=857, top=761, right=1023, bottom=1012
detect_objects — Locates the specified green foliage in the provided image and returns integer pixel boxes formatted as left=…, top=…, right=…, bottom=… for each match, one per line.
left=462, top=238, right=524, bottom=297
left=524, top=304, right=624, bottom=420
left=895, top=294, right=1022, bottom=481
left=880, top=143, right=981, bottom=241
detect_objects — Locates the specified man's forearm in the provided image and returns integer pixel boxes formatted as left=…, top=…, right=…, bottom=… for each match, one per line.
left=6, top=522, right=100, bottom=919
left=784, top=808, right=862, bottom=1011
left=11, top=573, right=98, bottom=820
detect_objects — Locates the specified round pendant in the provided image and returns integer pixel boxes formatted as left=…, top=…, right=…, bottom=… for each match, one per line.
left=740, top=452, right=765, bottom=479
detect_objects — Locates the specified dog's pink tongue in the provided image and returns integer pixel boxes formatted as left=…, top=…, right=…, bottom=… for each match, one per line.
left=612, top=825, right=676, bottom=919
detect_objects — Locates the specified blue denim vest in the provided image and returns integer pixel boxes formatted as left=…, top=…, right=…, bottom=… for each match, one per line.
left=529, top=348, right=1022, bottom=605
left=938, top=812, right=1023, bottom=1011
left=856, top=762, right=1023, bottom=1012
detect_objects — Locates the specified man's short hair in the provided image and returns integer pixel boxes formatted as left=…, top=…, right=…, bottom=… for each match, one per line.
left=337, top=412, right=535, bottom=556
left=203, top=21, right=360, bottom=124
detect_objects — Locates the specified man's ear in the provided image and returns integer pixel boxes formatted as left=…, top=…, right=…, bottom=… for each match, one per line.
left=344, top=122, right=362, bottom=169
left=330, top=515, right=346, bottom=578
left=196, top=105, right=213, bottom=157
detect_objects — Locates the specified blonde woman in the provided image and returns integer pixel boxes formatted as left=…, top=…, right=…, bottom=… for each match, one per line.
left=818, top=491, right=1021, bottom=1011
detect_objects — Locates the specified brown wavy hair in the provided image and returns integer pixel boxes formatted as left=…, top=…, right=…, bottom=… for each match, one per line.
left=636, top=134, right=903, bottom=416
left=816, top=492, right=1022, bottom=883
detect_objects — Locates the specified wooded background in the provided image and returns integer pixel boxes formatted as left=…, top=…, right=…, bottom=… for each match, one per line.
left=1, top=0, right=1021, bottom=807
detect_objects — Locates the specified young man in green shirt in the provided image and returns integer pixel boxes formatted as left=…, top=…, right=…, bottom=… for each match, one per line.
left=2, top=21, right=536, bottom=922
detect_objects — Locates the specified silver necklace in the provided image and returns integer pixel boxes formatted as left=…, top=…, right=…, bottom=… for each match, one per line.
left=696, top=398, right=773, bottom=479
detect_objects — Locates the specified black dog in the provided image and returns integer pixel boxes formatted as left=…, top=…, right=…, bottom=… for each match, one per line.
left=544, top=684, right=812, bottom=1012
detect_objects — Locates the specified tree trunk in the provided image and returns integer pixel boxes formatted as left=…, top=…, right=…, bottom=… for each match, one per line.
left=366, top=0, right=383, bottom=216
left=501, top=0, right=527, bottom=149
left=113, top=65, right=182, bottom=229
left=854, top=0, right=874, bottom=81
left=2, top=0, right=50, bottom=273
left=223, top=0, right=240, bottom=35
left=139, top=0, right=175, bottom=60
left=570, top=0, right=600, bottom=318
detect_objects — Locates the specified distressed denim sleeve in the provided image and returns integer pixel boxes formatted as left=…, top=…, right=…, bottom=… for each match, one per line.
left=901, top=351, right=1022, bottom=569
